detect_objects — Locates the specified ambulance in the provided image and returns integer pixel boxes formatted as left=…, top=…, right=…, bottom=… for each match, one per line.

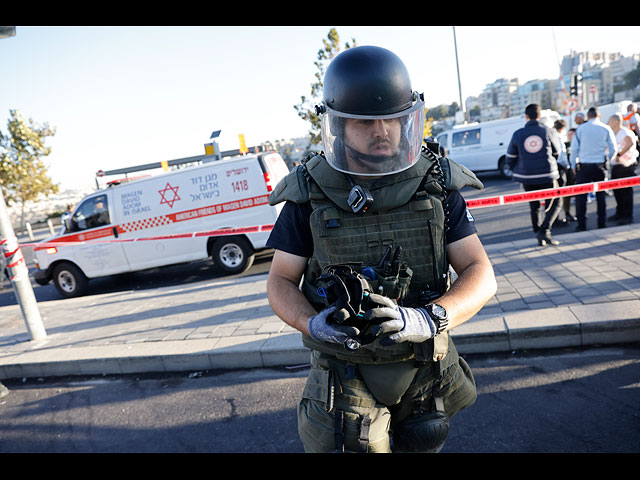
left=32, top=151, right=290, bottom=298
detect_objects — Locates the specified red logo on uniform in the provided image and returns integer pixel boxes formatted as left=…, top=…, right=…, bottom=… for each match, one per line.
left=524, top=135, right=543, bottom=153
left=159, top=182, right=181, bottom=208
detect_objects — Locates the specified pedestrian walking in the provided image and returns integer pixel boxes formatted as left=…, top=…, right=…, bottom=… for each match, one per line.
left=266, top=45, right=496, bottom=453
left=607, top=113, right=637, bottom=225
left=569, top=107, right=618, bottom=231
left=505, top=103, right=563, bottom=246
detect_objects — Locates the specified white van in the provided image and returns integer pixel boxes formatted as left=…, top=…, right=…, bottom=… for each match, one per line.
left=435, top=109, right=562, bottom=178
left=32, top=152, right=290, bottom=298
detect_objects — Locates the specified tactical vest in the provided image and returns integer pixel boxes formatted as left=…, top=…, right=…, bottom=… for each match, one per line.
left=269, top=147, right=483, bottom=365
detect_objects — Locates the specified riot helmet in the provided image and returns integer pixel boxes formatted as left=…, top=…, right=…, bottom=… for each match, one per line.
left=317, top=46, right=425, bottom=177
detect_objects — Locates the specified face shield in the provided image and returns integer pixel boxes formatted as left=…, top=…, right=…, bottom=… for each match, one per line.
left=320, top=94, right=425, bottom=177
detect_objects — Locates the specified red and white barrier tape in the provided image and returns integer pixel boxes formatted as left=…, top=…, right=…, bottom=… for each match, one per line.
left=465, top=175, right=640, bottom=209
left=16, top=224, right=274, bottom=249
left=5, top=175, right=639, bottom=251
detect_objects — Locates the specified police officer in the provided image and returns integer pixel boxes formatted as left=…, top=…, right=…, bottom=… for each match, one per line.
left=505, top=104, right=563, bottom=246
left=266, top=46, right=497, bottom=453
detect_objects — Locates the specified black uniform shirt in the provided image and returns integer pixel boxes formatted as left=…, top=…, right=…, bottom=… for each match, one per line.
left=266, top=190, right=477, bottom=258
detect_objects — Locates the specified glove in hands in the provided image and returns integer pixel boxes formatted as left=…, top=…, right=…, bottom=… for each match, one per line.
left=308, top=306, right=361, bottom=345
left=363, top=293, right=437, bottom=346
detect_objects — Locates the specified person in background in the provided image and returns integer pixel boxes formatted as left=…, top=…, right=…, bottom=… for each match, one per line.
left=569, top=107, right=618, bottom=231
left=505, top=103, right=563, bottom=246
left=607, top=113, right=637, bottom=225
left=60, top=204, right=74, bottom=232
left=553, top=119, right=576, bottom=225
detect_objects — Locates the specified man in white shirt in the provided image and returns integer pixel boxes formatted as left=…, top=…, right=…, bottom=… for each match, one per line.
left=607, top=114, right=638, bottom=225
left=570, top=107, right=618, bottom=231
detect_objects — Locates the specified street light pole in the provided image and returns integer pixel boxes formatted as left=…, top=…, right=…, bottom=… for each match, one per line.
left=453, top=26, right=467, bottom=123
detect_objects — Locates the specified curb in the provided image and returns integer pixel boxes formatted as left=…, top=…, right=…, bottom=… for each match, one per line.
left=1, top=300, right=639, bottom=380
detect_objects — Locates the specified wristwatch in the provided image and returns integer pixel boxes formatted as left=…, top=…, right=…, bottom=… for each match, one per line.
left=426, top=303, right=448, bottom=334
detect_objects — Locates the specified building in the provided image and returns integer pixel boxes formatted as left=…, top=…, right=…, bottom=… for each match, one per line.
left=463, top=50, right=640, bottom=123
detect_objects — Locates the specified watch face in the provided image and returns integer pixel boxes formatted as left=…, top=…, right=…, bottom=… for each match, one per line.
left=430, top=304, right=447, bottom=319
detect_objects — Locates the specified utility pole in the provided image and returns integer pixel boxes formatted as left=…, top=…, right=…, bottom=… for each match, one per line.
left=453, top=26, right=467, bottom=124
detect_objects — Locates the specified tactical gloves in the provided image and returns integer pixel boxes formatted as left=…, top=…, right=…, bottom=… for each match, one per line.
left=363, top=294, right=437, bottom=346
left=308, top=306, right=361, bottom=345
left=308, top=294, right=439, bottom=348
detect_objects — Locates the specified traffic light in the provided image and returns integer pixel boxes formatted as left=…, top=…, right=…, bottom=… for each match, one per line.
left=570, top=74, right=582, bottom=97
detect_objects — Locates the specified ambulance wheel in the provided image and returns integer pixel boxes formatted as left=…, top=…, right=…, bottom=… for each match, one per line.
left=210, top=236, right=255, bottom=274
left=498, top=156, right=513, bottom=179
left=52, top=262, right=88, bottom=298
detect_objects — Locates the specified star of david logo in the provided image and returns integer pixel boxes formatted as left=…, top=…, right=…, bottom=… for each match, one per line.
left=158, top=182, right=181, bottom=208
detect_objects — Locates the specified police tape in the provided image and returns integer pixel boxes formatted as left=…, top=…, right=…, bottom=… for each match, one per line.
left=9, top=175, right=640, bottom=250
left=465, top=175, right=640, bottom=209
left=15, top=224, right=274, bottom=249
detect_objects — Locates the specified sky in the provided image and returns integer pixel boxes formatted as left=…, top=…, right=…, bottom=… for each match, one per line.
left=1, top=25, right=639, bottom=192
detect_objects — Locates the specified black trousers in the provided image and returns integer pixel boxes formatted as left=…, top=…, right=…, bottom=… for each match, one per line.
left=575, top=163, right=607, bottom=228
left=523, top=180, right=562, bottom=233
left=611, top=163, right=637, bottom=220
left=559, top=165, right=576, bottom=215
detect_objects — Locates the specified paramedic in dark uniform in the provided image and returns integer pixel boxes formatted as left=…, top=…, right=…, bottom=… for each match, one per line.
left=505, top=103, right=563, bottom=246
left=265, top=45, right=497, bottom=453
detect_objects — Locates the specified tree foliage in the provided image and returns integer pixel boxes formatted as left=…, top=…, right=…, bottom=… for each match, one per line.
left=0, top=109, right=59, bottom=226
left=294, top=28, right=357, bottom=147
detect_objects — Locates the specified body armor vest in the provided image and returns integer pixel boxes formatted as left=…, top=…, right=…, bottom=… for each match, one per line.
left=269, top=147, right=483, bottom=364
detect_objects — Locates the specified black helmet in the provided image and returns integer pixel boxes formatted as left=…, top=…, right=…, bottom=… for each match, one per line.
left=323, top=45, right=415, bottom=115
left=317, top=46, right=425, bottom=176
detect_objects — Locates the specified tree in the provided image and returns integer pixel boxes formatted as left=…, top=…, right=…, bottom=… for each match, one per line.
left=0, top=109, right=59, bottom=228
left=294, top=28, right=357, bottom=147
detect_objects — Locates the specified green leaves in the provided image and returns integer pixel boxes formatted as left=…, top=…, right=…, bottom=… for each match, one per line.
left=0, top=109, right=59, bottom=213
left=293, top=28, right=357, bottom=147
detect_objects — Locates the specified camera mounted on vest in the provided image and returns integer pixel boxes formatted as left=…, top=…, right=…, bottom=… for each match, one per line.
left=315, top=264, right=379, bottom=350
left=314, top=244, right=413, bottom=351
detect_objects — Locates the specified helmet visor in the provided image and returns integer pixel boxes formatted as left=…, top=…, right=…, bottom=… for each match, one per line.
left=320, top=96, right=425, bottom=176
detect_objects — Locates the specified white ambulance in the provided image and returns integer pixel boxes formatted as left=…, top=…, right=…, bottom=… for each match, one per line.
left=32, top=151, right=290, bottom=298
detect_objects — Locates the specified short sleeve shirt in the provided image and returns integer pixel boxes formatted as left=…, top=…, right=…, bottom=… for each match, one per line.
left=266, top=189, right=477, bottom=258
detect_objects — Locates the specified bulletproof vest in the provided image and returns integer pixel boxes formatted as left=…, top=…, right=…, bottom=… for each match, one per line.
left=269, top=147, right=483, bottom=364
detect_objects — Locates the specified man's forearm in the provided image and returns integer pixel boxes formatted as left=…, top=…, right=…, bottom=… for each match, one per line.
left=437, top=260, right=497, bottom=331
left=267, top=274, right=317, bottom=337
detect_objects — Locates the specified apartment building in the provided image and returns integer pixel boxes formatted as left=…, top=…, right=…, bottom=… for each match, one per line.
left=465, top=50, right=640, bottom=122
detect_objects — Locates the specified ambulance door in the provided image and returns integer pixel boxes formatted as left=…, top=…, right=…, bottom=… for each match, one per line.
left=63, top=193, right=131, bottom=277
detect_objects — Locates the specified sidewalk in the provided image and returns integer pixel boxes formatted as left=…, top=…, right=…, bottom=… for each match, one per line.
left=1, top=224, right=639, bottom=380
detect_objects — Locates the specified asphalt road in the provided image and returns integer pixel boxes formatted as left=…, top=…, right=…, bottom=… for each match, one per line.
left=1, top=345, right=638, bottom=453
